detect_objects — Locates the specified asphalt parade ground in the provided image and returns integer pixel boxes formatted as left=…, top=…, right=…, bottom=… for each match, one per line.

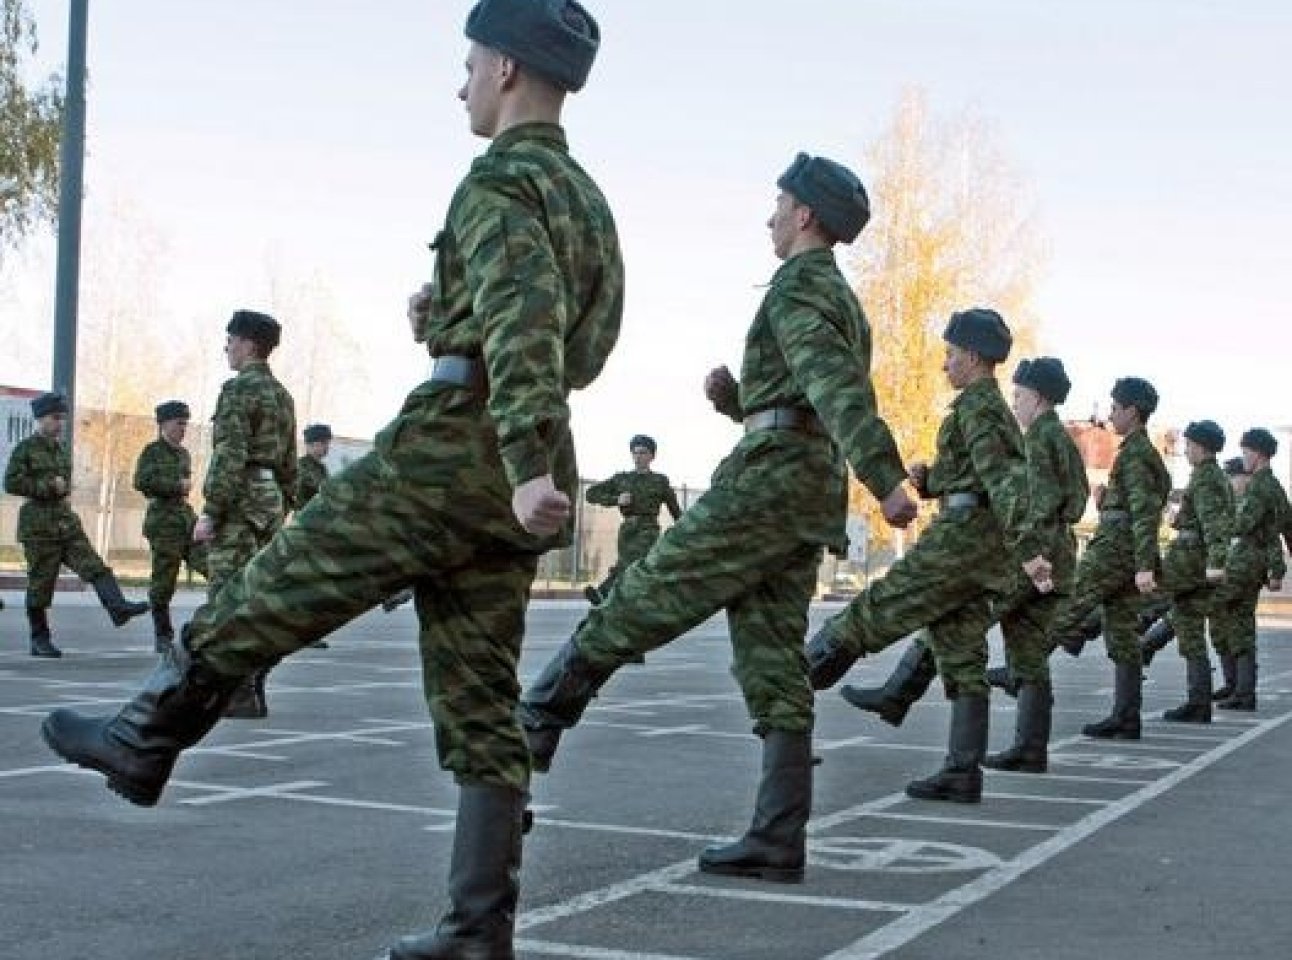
left=3, top=593, right=1291, bottom=960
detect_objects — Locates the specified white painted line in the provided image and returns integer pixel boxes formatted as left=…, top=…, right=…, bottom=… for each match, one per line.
left=822, top=708, right=1292, bottom=959
left=515, top=938, right=701, bottom=960
left=534, top=817, right=717, bottom=843
left=177, top=780, right=329, bottom=806
left=516, top=860, right=698, bottom=931
left=980, top=791, right=1108, bottom=806
left=859, top=811, right=1059, bottom=831
left=658, top=882, right=911, bottom=913
left=984, top=770, right=1148, bottom=786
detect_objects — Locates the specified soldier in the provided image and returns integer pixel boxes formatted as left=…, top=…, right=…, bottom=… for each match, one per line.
left=192, top=309, right=297, bottom=718
left=295, top=423, right=332, bottom=510
left=583, top=434, right=682, bottom=604
left=805, top=312, right=1052, bottom=802
left=839, top=357, right=1088, bottom=775
left=42, top=3, right=619, bottom=957
left=133, top=400, right=209, bottom=654
left=1210, top=456, right=1251, bottom=699
left=4, top=392, right=150, bottom=657
left=520, top=152, right=919, bottom=885
left=1137, top=420, right=1233, bottom=722
left=1210, top=428, right=1290, bottom=711
left=1047, top=378, right=1172, bottom=739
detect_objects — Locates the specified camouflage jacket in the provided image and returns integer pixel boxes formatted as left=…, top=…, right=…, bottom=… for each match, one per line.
left=133, top=438, right=198, bottom=541
left=413, top=122, right=624, bottom=495
left=586, top=470, right=682, bottom=527
left=202, top=360, right=297, bottom=521
left=712, top=247, right=906, bottom=553
left=1169, top=457, right=1233, bottom=572
left=1023, top=408, right=1090, bottom=586
left=3, top=433, right=77, bottom=541
left=925, top=377, right=1041, bottom=561
left=1101, top=427, right=1172, bottom=572
left=295, top=455, right=329, bottom=510
left=1229, top=466, right=1290, bottom=583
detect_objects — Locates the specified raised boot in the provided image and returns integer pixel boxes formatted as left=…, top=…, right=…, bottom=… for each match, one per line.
left=91, top=572, right=150, bottom=627
left=223, top=668, right=269, bottom=719
left=1217, top=653, right=1256, bottom=711
left=518, top=639, right=615, bottom=772
left=1138, top=617, right=1175, bottom=668
left=1057, top=608, right=1104, bottom=657
left=805, top=621, right=861, bottom=690
left=698, top=730, right=811, bottom=883
left=1211, top=653, right=1236, bottom=701
left=1082, top=662, right=1142, bottom=739
left=986, top=665, right=1020, bottom=698
left=839, top=638, right=937, bottom=727
left=984, top=682, right=1052, bottom=773
left=388, top=784, right=525, bottom=960
left=151, top=605, right=175, bottom=655
left=39, top=633, right=240, bottom=806
left=1163, top=656, right=1212, bottom=722
left=1135, top=596, right=1173, bottom=635
left=27, top=606, right=62, bottom=658
left=381, top=588, right=414, bottom=612
left=906, top=696, right=988, bottom=803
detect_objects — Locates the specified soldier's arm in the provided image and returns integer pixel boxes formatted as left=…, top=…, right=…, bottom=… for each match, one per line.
left=3, top=443, right=41, bottom=498
left=278, top=397, right=298, bottom=500
left=202, top=386, right=250, bottom=521
left=134, top=446, right=178, bottom=499
left=1123, top=451, right=1165, bottom=573
left=1197, top=470, right=1233, bottom=570
left=584, top=476, right=621, bottom=506
left=769, top=294, right=906, bottom=501
left=457, top=173, right=568, bottom=490
left=662, top=478, right=683, bottom=520
left=963, top=405, right=1042, bottom=560
left=1025, top=432, right=1066, bottom=529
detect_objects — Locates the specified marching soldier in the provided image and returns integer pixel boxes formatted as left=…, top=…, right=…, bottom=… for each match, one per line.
left=4, top=392, right=149, bottom=657
left=1138, top=420, right=1233, bottom=722
left=520, top=153, right=916, bottom=882
left=295, top=423, right=332, bottom=510
left=583, top=434, right=682, bottom=604
left=195, top=309, right=297, bottom=717
left=806, top=311, right=1053, bottom=802
left=1048, top=377, right=1172, bottom=739
left=133, top=400, right=209, bottom=654
left=43, top=2, right=620, bottom=955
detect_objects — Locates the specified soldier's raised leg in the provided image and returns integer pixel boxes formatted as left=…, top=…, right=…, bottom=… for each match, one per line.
left=62, top=532, right=150, bottom=628
left=838, top=633, right=938, bottom=727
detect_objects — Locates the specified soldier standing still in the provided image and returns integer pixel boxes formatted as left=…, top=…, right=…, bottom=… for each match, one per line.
left=194, top=309, right=297, bottom=718
left=1137, top=420, right=1233, bottom=722
left=133, top=401, right=209, bottom=654
left=521, top=153, right=919, bottom=883
left=1047, top=377, right=1171, bottom=739
left=42, top=3, right=619, bottom=956
left=3, top=392, right=150, bottom=657
left=1209, top=428, right=1290, bottom=710
left=295, top=423, right=332, bottom=510
left=583, top=433, right=682, bottom=604
left=806, top=311, right=1053, bottom=802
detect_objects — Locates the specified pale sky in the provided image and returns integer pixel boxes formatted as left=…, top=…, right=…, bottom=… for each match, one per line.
left=4, top=0, right=1290, bottom=487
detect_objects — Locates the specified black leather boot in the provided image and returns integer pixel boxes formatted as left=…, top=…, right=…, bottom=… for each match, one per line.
left=1217, top=653, right=1256, bottom=711
left=518, top=639, right=615, bottom=772
left=40, top=632, right=240, bottom=806
left=1163, top=656, right=1212, bottom=722
left=906, top=696, right=988, bottom=802
left=698, top=730, right=811, bottom=883
left=984, top=683, right=1052, bottom=773
left=27, top=606, right=62, bottom=658
left=1135, top=596, right=1173, bottom=635
left=91, top=572, right=150, bottom=627
left=986, top=665, right=1020, bottom=698
left=223, top=669, right=269, bottom=719
left=151, top=605, right=175, bottom=655
left=1082, top=662, right=1142, bottom=739
left=1056, top=608, right=1104, bottom=657
left=839, top=638, right=937, bottom=727
left=388, top=784, right=525, bottom=960
left=805, top=621, right=861, bottom=690
left=1212, top=653, right=1236, bottom=701
left=1139, top=617, right=1175, bottom=668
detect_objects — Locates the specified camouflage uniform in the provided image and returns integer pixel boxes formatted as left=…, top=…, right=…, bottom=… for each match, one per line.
left=1212, top=465, right=1289, bottom=662
left=1159, top=457, right=1232, bottom=660
left=133, top=438, right=208, bottom=609
left=294, top=454, right=329, bottom=511
left=585, top=468, right=681, bottom=598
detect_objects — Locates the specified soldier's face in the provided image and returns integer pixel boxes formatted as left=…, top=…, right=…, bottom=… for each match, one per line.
left=1183, top=438, right=1209, bottom=467
left=307, top=440, right=330, bottom=459
left=160, top=418, right=188, bottom=446
left=460, top=43, right=505, bottom=138
left=943, top=345, right=980, bottom=389
left=1241, top=447, right=1265, bottom=473
left=1011, top=384, right=1044, bottom=429
left=767, top=192, right=801, bottom=261
left=631, top=447, right=653, bottom=471
left=37, top=412, right=66, bottom=439
left=1107, top=399, right=1139, bottom=436
left=224, top=334, right=255, bottom=371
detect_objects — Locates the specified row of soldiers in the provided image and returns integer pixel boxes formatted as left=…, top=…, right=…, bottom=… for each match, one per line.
left=30, top=2, right=1292, bottom=957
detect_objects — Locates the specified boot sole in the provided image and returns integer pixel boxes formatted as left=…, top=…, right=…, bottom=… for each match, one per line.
left=1081, top=730, right=1140, bottom=740
left=983, top=759, right=1046, bottom=773
left=697, top=860, right=804, bottom=883
left=39, top=719, right=161, bottom=807
left=838, top=687, right=907, bottom=727
left=904, top=787, right=982, bottom=803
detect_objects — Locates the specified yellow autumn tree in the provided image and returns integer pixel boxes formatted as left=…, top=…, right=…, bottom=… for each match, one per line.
left=848, top=89, right=1045, bottom=562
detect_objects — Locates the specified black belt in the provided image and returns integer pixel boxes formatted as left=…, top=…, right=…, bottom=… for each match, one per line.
left=1099, top=510, right=1130, bottom=525
left=245, top=466, right=276, bottom=481
left=743, top=407, right=824, bottom=436
left=941, top=492, right=983, bottom=510
left=430, top=355, right=486, bottom=392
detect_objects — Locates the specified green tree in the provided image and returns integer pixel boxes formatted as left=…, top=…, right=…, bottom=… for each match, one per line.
left=1, top=0, right=63, bottom=259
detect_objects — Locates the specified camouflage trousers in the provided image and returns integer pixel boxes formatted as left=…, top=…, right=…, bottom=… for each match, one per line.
left=206, top=478, right=286, bottom=598
left=825, top=507, right=1014, bottom=699
left=596, top=519, right=660, bottom=596
left=1048, top=530, right=1141, bottom=665
left=20, top=533, right=110, bottom=609
left=146, top=535, right=208, bottom=607
left=572, top=483, right=823, bottom=735
left=1210, top=576, right=1262, bottom=658
left=188, top=391, right=547, bottom=791
left=1165, top=586, right=1215, bottom=660
left=995, top=578, right=1062, bottom=686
